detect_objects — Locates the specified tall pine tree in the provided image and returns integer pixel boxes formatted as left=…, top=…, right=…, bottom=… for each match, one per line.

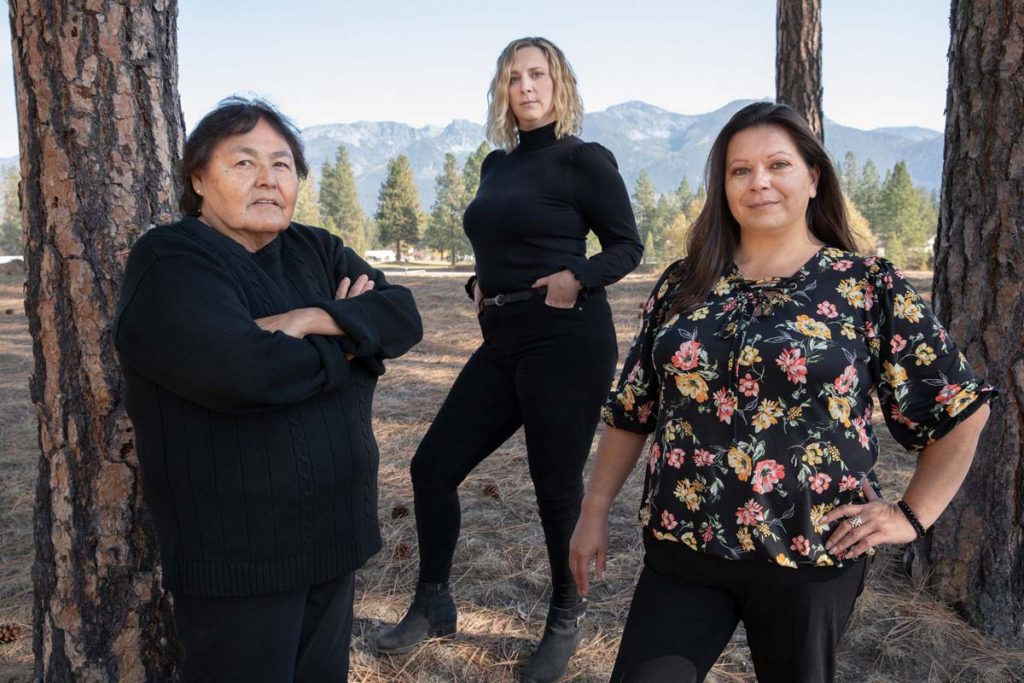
left=877, top=161, right=925, bottom=267
left=319, top=145, right=366, bottom=254
left=776, top=0, right=824, bottom=140
left=652, top=194, right=680, bottom=259
left=375, top=155, right=420, bottom=262
left=632, top=171, right=658, bottom=263
left=462, top=142, right=490, bottom=201
left=292, top=174, right=321, bottom=227
left=840, top=151, right=859, bottom=196
left=425, top=154, right=469, bottom=267
left=676, top=176, right=696, bottom=220
left=11, top=0, right=184, bottom=676
left=852, top=159, right=882, bottom=228
left=918, top=0, right=1024, bottom=645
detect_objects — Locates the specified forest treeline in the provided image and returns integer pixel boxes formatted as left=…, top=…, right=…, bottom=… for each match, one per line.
left=0, top=146, right=938, bottom=270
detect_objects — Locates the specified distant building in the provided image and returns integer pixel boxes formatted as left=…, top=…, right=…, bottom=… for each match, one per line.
left=365, top=249, right=397, bottom=262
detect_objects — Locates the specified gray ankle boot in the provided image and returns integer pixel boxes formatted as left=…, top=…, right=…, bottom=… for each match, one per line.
left=522, top=599, right=587, bottom=682
left=376, top=581, right=457, bottom=654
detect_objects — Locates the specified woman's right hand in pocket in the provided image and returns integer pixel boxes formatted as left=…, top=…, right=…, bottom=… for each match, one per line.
left=473, top=281, right=483, bottom=315
left=569, top=511, right=610, bottom=596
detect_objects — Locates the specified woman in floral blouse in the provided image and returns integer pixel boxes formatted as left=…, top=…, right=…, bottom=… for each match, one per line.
left=569, top=102, right=994, bottom=682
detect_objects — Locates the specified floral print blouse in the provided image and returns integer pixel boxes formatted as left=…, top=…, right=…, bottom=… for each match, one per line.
left=602, top=248, right=995, bottom=569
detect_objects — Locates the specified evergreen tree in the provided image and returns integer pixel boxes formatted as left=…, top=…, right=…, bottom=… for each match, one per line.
left=776, top=0, right=823, bottom=140
left=292, top=174, right=320, bottom=227
left=374, top=155, right=420, bottom=261
left=852, top=159, right=882, bottom=228
left=461, top=141, right=490, bottom=205
left=921, top=0, right=1024, bottom=643
left=0, top=168, right=22, bottom=256
left=11, top=0, right=185, bottom=673
left=452, top=140, right=492, bottom=252
left=642, top=231, right=655, bottom=267
left=652, top=194, right=679, bottom=258
left=425, top=154, right=469, bottom=267
left=876, top=160, right=925, bottom=267
left=632, top=171, right=658, bottom=263
left=676, top=176, right=695, bottom=219
left=319, top=145, right=366, bottom=253
left=319, top=159, right=340, bottom=222
left=840, top=151, right=858, bottom=196
left=915, top=186, right=939, bottom=268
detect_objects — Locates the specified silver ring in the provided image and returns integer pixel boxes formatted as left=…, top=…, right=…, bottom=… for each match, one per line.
left=848, top=515, right=864, bottom=528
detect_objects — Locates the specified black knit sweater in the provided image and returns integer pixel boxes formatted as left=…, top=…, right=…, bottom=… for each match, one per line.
left=464, top=122, right=642, bottom=296
left=115, top=217, right=422, bottom=597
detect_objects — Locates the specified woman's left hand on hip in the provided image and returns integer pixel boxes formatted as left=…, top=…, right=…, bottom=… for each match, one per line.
left=821, top=479, right=918, bottom=559
left=532, top=269, right=582, bottom=308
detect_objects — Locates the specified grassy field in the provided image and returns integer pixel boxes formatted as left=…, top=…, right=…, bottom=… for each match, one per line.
left=1, top=267, right=1022, bottom=682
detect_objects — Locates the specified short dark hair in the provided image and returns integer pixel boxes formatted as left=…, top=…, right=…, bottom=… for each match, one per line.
left=178, top=96, right=309, bottom=216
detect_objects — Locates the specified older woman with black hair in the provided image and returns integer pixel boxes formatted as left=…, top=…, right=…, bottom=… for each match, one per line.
left=570, top=102, right=994, bottom=682
left=115, top=97, right=422, bottom=681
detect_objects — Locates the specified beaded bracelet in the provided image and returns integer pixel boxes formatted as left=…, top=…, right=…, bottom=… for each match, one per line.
left=896, top=499, right=927, bottom=539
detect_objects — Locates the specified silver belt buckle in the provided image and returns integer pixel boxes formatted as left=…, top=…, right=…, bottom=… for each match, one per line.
left=494, top=293, right=507, bottom=306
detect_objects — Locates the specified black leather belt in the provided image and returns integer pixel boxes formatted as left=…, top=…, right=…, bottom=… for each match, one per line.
left=482, top=287, right=545, bottom=307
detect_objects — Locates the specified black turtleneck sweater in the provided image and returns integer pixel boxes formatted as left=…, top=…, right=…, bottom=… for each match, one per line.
left=114, top=217, right=422, bottom=597
left=463, top=122, right=642, bottom=296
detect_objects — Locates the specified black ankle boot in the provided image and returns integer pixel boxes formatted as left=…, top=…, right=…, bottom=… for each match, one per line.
left=376, top=581, right=457, bottom=654
left=522, top=599, right=587, bottom=682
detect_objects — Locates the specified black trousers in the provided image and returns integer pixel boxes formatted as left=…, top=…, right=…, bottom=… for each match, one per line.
left=411, top=290, right=618, bottom=607
left=172, top=571, right=355, bottom=683
left=611, top=537, right=870, bottom=682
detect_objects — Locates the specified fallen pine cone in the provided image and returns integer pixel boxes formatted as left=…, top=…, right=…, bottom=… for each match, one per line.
left=393, top=542, right=413, bottom=561
left=0, top=623, right=22, bottom=644
left=391, top=504, right=410, bottom=520
left=482, top=483, right=500, bottom=499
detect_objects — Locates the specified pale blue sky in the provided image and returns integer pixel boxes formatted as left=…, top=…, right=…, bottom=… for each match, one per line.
left=1, top=1, right=950, bottom=158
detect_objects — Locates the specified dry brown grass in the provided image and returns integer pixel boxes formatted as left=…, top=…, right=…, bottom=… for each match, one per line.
left=0, top=266, right=33, bottom=683
left=0, top=269, right=1021, bottom=682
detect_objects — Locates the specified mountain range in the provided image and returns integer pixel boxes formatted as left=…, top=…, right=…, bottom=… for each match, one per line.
left=301, top=99, right=943, bottom=213
left=1, top=99, right=943, bottom=214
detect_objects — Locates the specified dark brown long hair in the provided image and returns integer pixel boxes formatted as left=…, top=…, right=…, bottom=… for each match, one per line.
left=668, top=102, right=856, bottom=316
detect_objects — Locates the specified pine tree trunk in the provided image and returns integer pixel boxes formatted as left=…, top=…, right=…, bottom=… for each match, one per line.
left=9, top=0, right=185, bottom=678
left=775, top=0, right=823, bottom=141
left=912, top=0, right=1024, bottom=647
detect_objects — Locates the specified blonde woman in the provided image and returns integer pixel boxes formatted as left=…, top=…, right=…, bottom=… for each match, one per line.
left=377, top=37, right=642, bottom=682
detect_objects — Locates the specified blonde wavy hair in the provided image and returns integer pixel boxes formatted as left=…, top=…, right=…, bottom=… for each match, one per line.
left=485, top=37, right=584, bottom=151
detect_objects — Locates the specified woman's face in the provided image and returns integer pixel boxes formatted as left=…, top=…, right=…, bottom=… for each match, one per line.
left=724, top=124, right=819, bottom=240
left=507, top=47, right=556, bottom=132
left=190, top=118, right=299, bottom=250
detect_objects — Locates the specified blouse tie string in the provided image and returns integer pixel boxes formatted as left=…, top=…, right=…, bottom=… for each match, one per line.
left=716, top=279, right=799, bottom=444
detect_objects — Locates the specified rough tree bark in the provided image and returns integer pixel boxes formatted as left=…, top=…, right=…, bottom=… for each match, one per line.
left=8, top=0, right=184, bottom=679
left=775, top=0, right=823, bottom=141
left=914, top=0, right=1024, bottom=647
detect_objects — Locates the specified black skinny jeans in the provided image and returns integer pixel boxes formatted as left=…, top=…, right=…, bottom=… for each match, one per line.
left=411, top=290, right=618, bottom=607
